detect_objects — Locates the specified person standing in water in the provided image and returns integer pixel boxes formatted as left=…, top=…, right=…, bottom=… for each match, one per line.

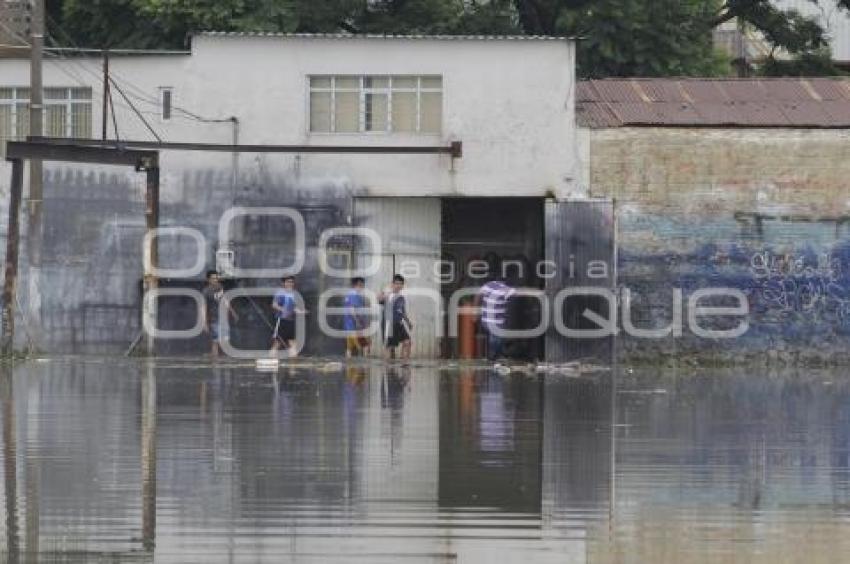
left=378, top=274, right=412, bottom=360
left=270, top=276, right=306, bottom=357
left=344, top=277, right=372, bottom=358
left=202, top=270, right=238, bottom=358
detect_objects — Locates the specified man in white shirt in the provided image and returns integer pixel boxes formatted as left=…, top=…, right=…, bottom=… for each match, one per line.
left=477, top=278, right=515, bottom=361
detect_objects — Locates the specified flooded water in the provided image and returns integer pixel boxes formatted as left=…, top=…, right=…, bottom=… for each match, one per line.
left=1, top=359, right=850, bottom=563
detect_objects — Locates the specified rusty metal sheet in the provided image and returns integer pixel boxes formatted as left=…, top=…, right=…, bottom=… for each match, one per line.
left=806, top=78, right=850, bottom=101
left=545, top=200, right=615, bottom=364
left=578, top=78, right=850, bottom=128
left=692, top=103, right=744, bottom=125
left=777, top=101, right=833, bottom=126
left=761, top=79, right=814, bottom=101
left=575, top=81, right=598, bottom=102
left=716, top=80, right=767, bottom=102
left=590, top=80, right=645, bottom=102
left=575, top=102, right=619, bottom=128
left=820, top=100, right=850, bottom=125
left=635, top=80, right=686, bottom=102
left=681, top=80, right=730, bottom=102
left=733, top=102, right=789, bottom=126
left=609, top=102, right=701, bottom=126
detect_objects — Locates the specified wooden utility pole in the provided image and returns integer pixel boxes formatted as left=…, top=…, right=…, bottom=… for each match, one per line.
left=29, top=0, right=43, bottom=227
left=1, top=160, right=24, bottom=355
left=27, top=0, right=45, bottom=349
left=102, top=50, right=110, bottom=140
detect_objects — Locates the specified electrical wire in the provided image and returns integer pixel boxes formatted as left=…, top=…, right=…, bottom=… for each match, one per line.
left=108, top=75, right=162, bottom=142
left=0, top=18, right=30, bottom=46
left=45, top=14, right=235, bottom=125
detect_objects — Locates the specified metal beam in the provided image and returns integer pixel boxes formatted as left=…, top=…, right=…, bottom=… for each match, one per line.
left=2, top=142, right=160, bottom=356
left=6, top=141, right=158, bottom=169
left=1, top=159, right=23, bottom=354
left=28, top=136, right=464, bottom=159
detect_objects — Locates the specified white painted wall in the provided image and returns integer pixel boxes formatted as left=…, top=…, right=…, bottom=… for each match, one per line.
left=0, top=34, right=578, bottom=198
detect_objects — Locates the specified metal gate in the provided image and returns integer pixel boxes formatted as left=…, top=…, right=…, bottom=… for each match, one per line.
left=354, top=197, right=442, bottom=359
left=545, top=199, right=616, bottom=364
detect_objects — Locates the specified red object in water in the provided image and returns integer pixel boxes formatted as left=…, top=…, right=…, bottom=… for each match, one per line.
left=458, top=306, right=477, bottom=359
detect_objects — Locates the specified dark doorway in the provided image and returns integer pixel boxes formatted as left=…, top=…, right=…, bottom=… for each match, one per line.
left=441, top=198, right=545, bottom=360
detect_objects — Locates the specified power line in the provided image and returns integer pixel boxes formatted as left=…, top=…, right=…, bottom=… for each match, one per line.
left=0, top=17, right=29, bottom=46
left=108, top=82, right=120, bottom=141
left=42, top=15, right=238, bottom=131
left=108, top=75, right=162, bottom=142
left=44, top=13, right=229, bottom=124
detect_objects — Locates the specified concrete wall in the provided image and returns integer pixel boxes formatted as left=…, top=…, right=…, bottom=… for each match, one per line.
left=586, top=127, right=850, bottom=363
left=0, top=35, right=577, bottom=354
left=0, top=35, right=578, bottom=197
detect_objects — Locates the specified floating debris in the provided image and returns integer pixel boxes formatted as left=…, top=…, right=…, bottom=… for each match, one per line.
left=255, top=358, right=279, bottom=371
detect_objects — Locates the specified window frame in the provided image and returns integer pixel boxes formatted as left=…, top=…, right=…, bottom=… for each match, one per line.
left=307, top=75, right=443, bottom=136
left=0, top=86, right=93, bottom=144
left=159, top=86, right=173, bottom=122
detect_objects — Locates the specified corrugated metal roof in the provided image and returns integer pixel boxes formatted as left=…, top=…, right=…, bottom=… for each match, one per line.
left=196, top=31, right=571, bottom=41
left=577, top=78, right=850, bottom=128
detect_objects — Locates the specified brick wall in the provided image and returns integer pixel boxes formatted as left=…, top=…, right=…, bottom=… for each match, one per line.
left=587, top=127, right=850, bottom=363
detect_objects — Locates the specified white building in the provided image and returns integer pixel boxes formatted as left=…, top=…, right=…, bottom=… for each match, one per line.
left=2, top=32, right=578, bottom=196
left=0, top=33, right=605, bottom=361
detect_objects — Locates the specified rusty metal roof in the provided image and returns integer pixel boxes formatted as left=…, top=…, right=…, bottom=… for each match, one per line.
left=577, top=78, right=850, bottom=128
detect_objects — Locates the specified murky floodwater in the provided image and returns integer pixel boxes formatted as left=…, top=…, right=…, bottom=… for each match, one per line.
left=1, top=358, right=850, bottom=563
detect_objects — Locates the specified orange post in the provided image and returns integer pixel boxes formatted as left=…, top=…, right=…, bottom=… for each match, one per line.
left=458, top=304, right=477, bottom=359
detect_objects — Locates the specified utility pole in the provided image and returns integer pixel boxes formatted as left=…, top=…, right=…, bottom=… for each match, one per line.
left=102, top=50, right=109, bottom=140
left=26, top=0, right=44, bottom=350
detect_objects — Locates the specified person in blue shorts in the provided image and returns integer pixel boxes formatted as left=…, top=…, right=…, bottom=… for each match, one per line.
left=270, top=276, right=306, bottom=357
left=344, top=277, right=371, bottom=358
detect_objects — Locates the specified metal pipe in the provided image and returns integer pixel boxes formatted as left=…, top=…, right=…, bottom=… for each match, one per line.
left=102, top=50, right=109, bottom=141
left=143, top=163, right=160, bottom=355
left=29, top=136, right=464, bottom=158
left=2, top=159, right=24, bottom=354
left=141, top=361, right=157, bottom=551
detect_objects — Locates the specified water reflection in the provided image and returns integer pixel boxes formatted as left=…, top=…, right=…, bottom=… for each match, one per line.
left=3, top=360, right=850, bottom=562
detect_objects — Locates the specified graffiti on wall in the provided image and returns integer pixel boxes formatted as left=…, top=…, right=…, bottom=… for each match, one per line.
left=749, top=249, right=850, bottom=322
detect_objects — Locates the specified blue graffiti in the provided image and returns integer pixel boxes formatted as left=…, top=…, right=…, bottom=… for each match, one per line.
left=749, top=248, right=850, bottom=323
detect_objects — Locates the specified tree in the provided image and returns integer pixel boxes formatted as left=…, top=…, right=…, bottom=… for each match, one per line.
left=512, top=0, right=850, bottom=77
left=547, top=0, right=729, bottom=77
left=50, top=0, right=850, bottom=77
left=53, top=0, right=518, bottom=49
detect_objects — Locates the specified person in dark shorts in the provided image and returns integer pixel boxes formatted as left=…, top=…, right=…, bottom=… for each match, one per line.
left=378, top=274, right=412, bottom=360
left=202, top=270, right=238, bottom=358
left=344, top=277, right=371, bottom=358
left=270, top=276, right=305, bottom=357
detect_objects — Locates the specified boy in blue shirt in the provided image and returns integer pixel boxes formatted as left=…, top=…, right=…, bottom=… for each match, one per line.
left=344, top=277, right=371, bottom=358
left=270, top=276, right=305, bottom=357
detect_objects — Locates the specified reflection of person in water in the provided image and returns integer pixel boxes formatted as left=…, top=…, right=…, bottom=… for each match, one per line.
left=343, top=366, right=367, bottom=426
left=381, top=366, right=410, bottom=410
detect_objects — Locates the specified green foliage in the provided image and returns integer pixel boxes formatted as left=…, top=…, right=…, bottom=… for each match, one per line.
left=554, top=0, right=731, bottom=77
left=760, top=48, right=846, bottom=76
left=48, top=0, right=849, bottom=77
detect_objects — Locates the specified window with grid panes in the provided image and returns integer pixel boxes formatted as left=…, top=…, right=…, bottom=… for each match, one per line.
left=0, top=86, right=92, bottom=154
left=309, top=75, right=442, bottom=134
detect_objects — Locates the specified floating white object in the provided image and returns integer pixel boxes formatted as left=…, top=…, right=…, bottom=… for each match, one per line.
left=493, top=363, right=511, bottom=375
left=255, top=358, right=279, bottom=371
